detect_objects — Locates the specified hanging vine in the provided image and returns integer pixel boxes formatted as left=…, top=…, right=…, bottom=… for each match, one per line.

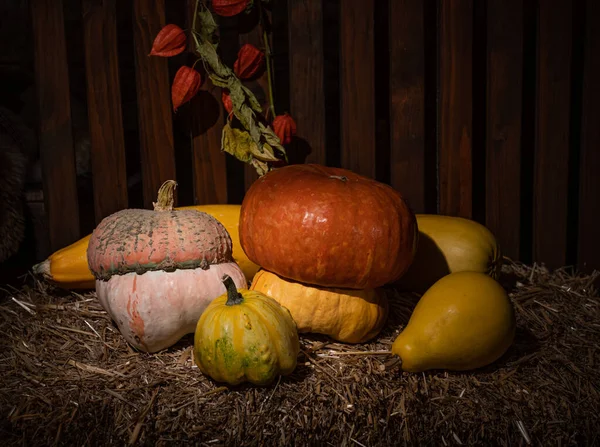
left=149, top=0, right=296, bottom=176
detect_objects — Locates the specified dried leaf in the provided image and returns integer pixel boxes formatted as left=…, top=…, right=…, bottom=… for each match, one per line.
left=241, top=84, right=262, bottom=113
left=259, top=122, right=287, bottom=160
left=251, top=142, right=279, bottom=162
left=221, top=123, right=253, bottom=163
left=250, top=158, right=270, bottom=176
left=221, top=123, right=280, bottom=167
left=196, top=9, right=219, bottom=45
left=190, top=0, right=286, bottom=174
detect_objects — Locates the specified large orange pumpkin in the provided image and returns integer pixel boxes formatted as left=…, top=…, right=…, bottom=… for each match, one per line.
left=239, top=164, right=418, bottom=289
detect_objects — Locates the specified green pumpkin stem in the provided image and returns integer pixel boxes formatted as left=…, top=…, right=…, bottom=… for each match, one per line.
left=223, top=275, right=243, bottom=306
left=153, top=180, right=177, bottom=212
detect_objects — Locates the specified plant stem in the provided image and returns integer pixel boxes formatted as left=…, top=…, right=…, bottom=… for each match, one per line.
left=191, top=57, right=202, bottom=70
left=192, top=0, right=199, bottom=31
left=191, top=0, right=201, bottom=51
left=263, top=30, right=276, bottom=119
left=223, top=275, right=244, bottom=306
left=258, top=3, right=276, bottom=119
left=153, top=180, right=177, bottom=211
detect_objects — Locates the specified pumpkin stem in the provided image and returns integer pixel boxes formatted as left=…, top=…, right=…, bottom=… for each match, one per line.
left=223, top=275, right=243, bottom=306
left=329, top=175, right=348, bottom=182
left=153, top=180, right=177, bottom=211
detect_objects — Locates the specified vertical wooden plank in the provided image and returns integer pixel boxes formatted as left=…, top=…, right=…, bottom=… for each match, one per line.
left=133, top=0, right=177, bottom=208
left=389, top=0, right=426, bottom=212
left=533, top=0, right=572, bottom=269
left=189, top=87, right=228, bottom=204
left=439, top=0, right=473, bottom=218
left=24, top=188, right=51, bottom=261
left=288, top=0, right=327, bottom=166
left=220, top=16, right=247, bottom=205
left=186, top=1, right=227, bottom=204
left=578, top=0, right=600, bottom=273
left=238, top=8, right=271, bottom=192
left=340, top=0, right=376, bottom=178
left=485, top=0, right=523, bottom=260
left=82, top=0, right=129, bottom=223
left=30, top=0, right=80, bottom=251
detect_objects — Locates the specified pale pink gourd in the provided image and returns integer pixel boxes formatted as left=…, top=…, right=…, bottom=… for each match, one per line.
left=88, top=180, right=248, bottom=352
left=96, top=263, right=246, bottom=352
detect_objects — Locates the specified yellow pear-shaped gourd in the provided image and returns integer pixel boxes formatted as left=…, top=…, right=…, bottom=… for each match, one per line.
left=392, top=271, right=516, bottom=372
left=194, top=275, right=299, bottom=386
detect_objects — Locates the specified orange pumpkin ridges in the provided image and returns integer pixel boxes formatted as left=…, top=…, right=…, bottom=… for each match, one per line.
left=239, top=164, right=418, bottom=289
left=250, top=269, right=389, bottom=344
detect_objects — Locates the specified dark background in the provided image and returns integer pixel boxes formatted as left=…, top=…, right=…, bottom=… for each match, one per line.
left=0, top=0, right=597, bottom=288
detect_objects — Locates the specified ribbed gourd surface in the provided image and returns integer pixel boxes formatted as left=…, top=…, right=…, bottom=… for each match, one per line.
left=87, top=209, right=233, bottom=280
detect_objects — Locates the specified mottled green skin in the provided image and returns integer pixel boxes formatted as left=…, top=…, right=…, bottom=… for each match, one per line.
left=194, top=290, right=299, bottom=387
left=207, top=336, right=277, bottom=386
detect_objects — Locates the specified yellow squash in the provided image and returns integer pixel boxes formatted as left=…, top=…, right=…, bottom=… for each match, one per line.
left=395, top=214, right=502, bottom=293
left=392, top=271, right=516, bottom=372
left=33, top=234, right=93, bottom=289
left=194, top=275, right=299, bottom=386
left=178, top=204, right=260, bottom=283
left=250, top=269, right=389, bottom=343
left=33, top=204, right=260, bottom=289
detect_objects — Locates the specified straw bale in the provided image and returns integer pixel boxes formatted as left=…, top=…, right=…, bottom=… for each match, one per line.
left=0, top=261, right=598, bottom=445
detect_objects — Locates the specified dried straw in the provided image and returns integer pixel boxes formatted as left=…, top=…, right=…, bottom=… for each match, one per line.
left=0, top=261, right=598, bottom=446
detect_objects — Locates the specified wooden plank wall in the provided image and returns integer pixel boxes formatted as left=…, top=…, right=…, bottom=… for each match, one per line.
left=438, top=0, right=473, bottom=219
left=132, top=0, right=177, bottom=209
left=389, top=0, right=427, bottom=214
left=533, top=0, right=572, bottom=269
left=186, top=0, right=228, bottom=204
left=30, top=0, right=599, bottom=272
left=485, top=0, right=523, bottom=262
left=82, top=0, right=129, bottom=224
left=578, top=0, right=600, bottom=274
left=287, top=0, right=326, bottom=166
left=30, top=0, right=80, bottom=252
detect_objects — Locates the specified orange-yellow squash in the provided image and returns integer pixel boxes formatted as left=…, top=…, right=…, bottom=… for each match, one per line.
left=33, top=204, right=260, bottom=289
left=194, top=275, right=299, bottom=386
left=33, top=234, right=94, bottom=290
left=250, top=269, right=389, bottom=344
